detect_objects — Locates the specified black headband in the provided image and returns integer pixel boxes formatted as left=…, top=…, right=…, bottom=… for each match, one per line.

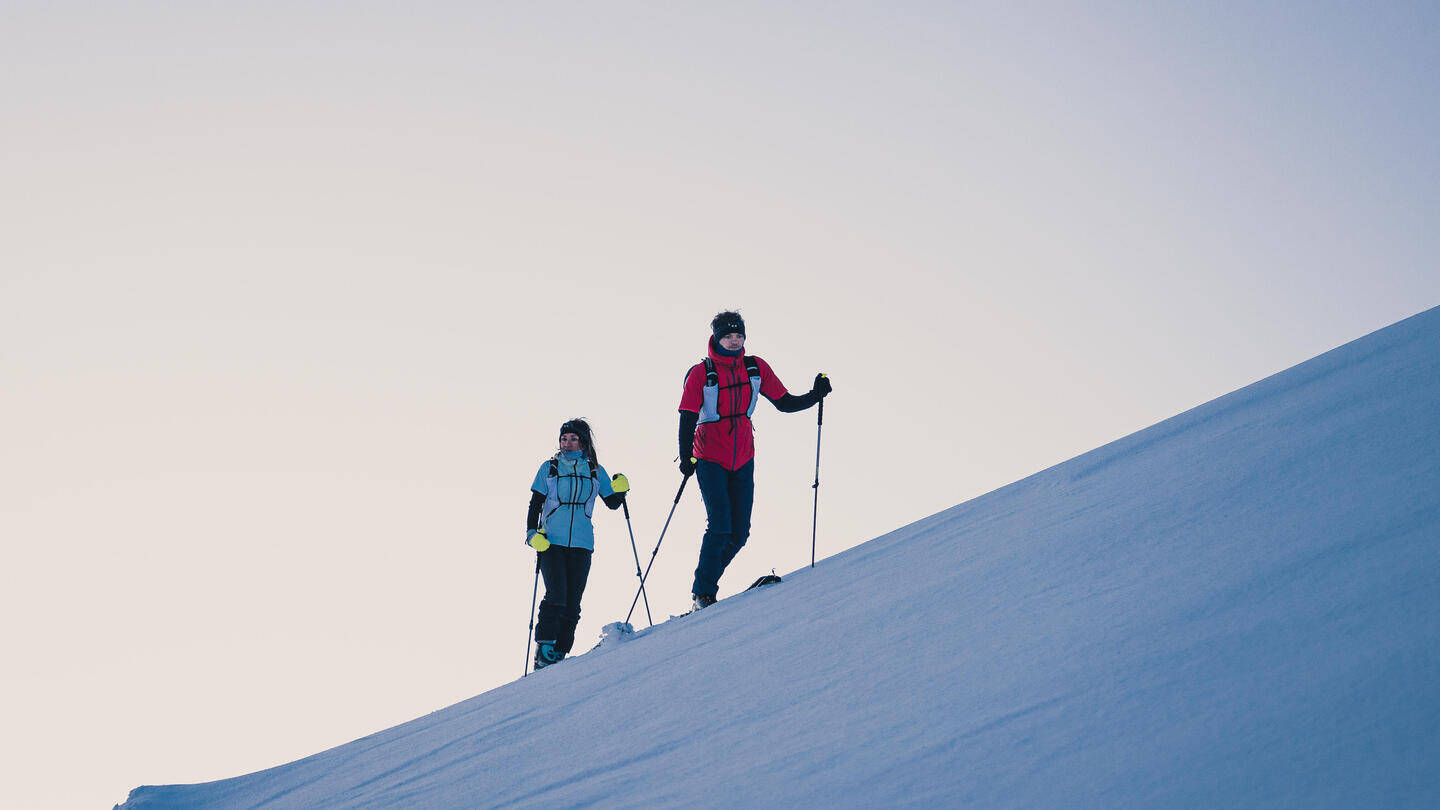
left=712, top=316, right=745, bottom=339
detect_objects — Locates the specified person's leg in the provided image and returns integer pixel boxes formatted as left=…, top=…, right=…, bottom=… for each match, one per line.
left=691, top=460, right=733, bottom=597
left=557, top=548, right=592, bottom=656
left=718, top=460, right=755, bottom=571
left=535, top=547, right=567, bottom=641
left=535, top=547, right=569, bottom=667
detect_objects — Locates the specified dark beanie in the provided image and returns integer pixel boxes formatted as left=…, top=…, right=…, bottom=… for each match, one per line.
left=711, top=311, right=746, bottom=340
left=559, top=418, right=592, bottom=446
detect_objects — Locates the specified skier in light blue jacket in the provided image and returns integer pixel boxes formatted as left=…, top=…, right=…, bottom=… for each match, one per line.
left=525, top=418, right=629, bottom=669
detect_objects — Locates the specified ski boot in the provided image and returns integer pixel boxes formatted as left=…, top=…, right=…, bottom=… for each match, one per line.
left=534, top=639, right=564, bottom=670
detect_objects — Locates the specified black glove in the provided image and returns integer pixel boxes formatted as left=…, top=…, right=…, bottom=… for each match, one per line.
left=811, top=373, right=832, bottom=399
left=679, top=456, right=696, bottom=477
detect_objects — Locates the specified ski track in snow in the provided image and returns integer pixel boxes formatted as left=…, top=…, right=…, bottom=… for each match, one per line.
left=120, top=306, right=1440, bottom=809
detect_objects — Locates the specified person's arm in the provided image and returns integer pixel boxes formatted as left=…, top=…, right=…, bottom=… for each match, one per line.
left=527, top=490, right=544, bottom=532
left=766, top=372, right=832, bottom=412
left=678, top=410, right=699, bottom=475
left=677, top=363, right=703, bottom=475
left=770, top=391, right=817, bottom=412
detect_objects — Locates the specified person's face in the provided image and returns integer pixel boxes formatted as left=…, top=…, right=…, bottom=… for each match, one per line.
left=719, top=332, right=745, bottom=352
left=559, top=433, right=582, bottom=452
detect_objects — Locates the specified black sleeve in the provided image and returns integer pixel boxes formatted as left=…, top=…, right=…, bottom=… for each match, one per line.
left=601, top=491, right=626, bottom=510
left=678, top=410, right=699, bottom=459
left=769, top=391, right=818, bottom=413
left=527, top=490, right=544, bottom=531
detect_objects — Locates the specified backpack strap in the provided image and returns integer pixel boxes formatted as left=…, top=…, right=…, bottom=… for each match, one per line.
left=703, top=356, right=759, bottom=385
left=548, top=455, right=597, bottom=506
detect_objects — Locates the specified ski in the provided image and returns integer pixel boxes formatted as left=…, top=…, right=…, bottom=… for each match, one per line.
left=685, top=572, right=783, bottom=615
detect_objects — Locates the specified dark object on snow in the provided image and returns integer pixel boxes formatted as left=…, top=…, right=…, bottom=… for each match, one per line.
left=747, top=573, right=782, bottom=590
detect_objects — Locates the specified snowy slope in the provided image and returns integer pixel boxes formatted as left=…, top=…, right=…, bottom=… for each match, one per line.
left=119, top=306, right=1440, bottom=809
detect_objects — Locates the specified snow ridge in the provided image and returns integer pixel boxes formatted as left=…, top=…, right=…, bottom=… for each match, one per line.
left=120, top=306, right=1440, bottom=809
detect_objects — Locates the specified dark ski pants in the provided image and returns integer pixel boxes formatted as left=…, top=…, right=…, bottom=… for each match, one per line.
left=691, top=459, right=755, bottom=597
left=537, top=545, right=592, bottom=655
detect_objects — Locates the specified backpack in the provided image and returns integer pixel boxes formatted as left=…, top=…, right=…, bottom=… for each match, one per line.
left=542, top=455, right=599, bottom=523
left=698, top=355, right=763, bottom=425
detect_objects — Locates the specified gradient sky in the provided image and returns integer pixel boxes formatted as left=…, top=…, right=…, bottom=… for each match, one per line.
left=3, top=3, right=1437, bottom=807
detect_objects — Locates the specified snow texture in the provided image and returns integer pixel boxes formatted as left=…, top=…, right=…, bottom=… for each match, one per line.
left=119, top=306, right=1440, bottom=808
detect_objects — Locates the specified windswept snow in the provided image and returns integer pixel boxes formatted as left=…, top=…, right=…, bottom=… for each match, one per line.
left=120, top=306, right=1440, bottom=808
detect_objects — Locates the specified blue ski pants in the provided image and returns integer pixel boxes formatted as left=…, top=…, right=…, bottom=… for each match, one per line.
left=691, top=459, right=755, bottom=597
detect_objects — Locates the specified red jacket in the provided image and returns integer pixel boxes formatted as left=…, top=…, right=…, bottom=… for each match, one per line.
left=678, top=338, right=790, bottom=470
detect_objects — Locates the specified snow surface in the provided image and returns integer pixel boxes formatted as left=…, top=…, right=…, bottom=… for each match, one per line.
left=119, top=306, right=1440, bottom=808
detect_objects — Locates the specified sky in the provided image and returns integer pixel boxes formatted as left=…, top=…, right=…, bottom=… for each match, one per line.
left=2, top=2, right=1437, bottom=807
left=116, top=304, right=1440, bottom=808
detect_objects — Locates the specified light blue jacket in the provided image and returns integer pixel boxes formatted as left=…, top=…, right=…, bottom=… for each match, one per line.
left=530, top=451, right=615, bottom=550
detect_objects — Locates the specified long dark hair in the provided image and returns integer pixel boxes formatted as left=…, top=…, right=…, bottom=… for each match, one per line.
left=557, top=417, right=599, bottom=468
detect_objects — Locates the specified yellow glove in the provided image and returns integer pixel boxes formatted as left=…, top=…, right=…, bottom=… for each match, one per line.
left=527, top=529, right=550, bottom=552
left=611, top=473, right=630, bottom=493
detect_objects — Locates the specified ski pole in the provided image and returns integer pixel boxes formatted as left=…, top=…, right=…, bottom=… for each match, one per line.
left=811, top=394, right=824, bottom=568
left=523, top=553, right=540, bottom=677
left=626, top=472, right=691, bottom=625
left=621, top=499, right=653, bottom=626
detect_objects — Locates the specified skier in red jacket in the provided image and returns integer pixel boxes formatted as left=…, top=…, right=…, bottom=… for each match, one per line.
left=677, top=311, right=831, bottom=610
